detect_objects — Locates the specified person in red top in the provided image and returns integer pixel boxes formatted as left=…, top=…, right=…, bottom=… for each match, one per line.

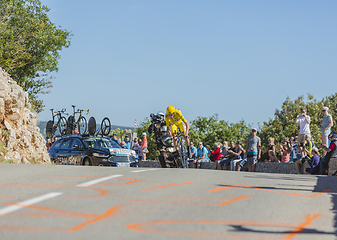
left=142, top=132, right=148, bottom=160
left=210, top=142, right=222, bottom=169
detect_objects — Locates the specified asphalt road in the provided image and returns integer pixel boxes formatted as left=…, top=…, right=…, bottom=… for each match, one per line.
left=0, top=164, right=337, bottom=240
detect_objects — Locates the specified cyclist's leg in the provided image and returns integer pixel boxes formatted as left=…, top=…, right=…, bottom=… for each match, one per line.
left=171, top=124, right=178, bottom=151
left=178, top=122, right=191, bottom=158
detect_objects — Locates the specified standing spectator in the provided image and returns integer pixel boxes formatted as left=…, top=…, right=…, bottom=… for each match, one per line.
left=192, top=142, right=209, bottom=169
left=320, top=134, right=337, bottom=175
left=121, top=130, right=132, bottom=149
left=303, top=148, right=320, bottom=175
left=294, top=107, right=311, bottom=155
left=321, top=107, right=333, bottom=155
left=245, top=128, right=261, bottom=172
left=134, top=139, right=143, bottom=160
left=190, top=142, right=197, bottom=159
left=142, top=133, right=148, bottom=160
left=112, top=133, right=120, bottom=145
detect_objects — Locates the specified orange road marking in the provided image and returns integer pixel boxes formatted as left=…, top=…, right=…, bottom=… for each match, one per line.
left=99, top=177, right=139, bottom=185
left=69, top=187, right=107, bottom=198
left=2, top=203, right=97, bottom=218
left=0, top=205, right=122, bottom=232
left=283, top=214, right=323, bottom=239
left=141, top=182, right=192, bottom=191
left=127, top=196, right=249, bottom=206
left=219, top=196, right=250, bottom=206
left=67, top=206, right=121, bottom=232
left=128, top=213, right=323, bottom=239
left=207, top=184, right=331, bottom=197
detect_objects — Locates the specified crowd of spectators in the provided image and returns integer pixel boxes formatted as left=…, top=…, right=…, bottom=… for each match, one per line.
left=188, top=107, right=337, bottom=175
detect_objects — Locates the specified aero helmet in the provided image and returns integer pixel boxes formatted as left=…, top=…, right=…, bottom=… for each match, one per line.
left=166, top=106, right=175, bottom=114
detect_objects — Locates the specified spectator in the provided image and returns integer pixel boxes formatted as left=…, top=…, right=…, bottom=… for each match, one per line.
left=120, top=141, right=127, bottom=149
left=221, top=141, right=228, bottom=156
left=234, top=140, right=247, bottom=171
left=279, top=141, right=292, bottom=162
left=303, top=148, right=320, bottom=175
left=46, top=137, right=52, bottom=150
left=290, top=136, right=301, bottom=162
left=303, top=134, right=313, bottom=158
left=210, top=142, right=222, bottom=169
left=134, top=139, right=143, bottom=160
left=294, top=107, right=311, bottom=155
left=265, top=150, right=279, bottom=162
left=295, top=135, right=314, bottom=174
left=219, top=141, right=239, bottom=170
left=190, top=141, right=197, bottom=159
left=112, top=133, right=120, bottom=145
left=192, top=142, right=209, bottom=169
left=321, top=107, right=333, bottom=155
left=121, top=130, right=132, bottom=149
left=142, top=133, right=148, bottom=160
left=245, top=128, right=261, bottom=172
left=132, top=138, right=139, bottom=150
left=320, top=134, right=337, bottom=175
left=262, top=138, right=276, bottom=156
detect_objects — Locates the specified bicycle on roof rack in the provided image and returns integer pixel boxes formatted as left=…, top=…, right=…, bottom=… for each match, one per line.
left=67, top=105, right=89, bottom=135
left=46, top=109, right=68, bottom=138
left=87, top=116, right=111, bottom=137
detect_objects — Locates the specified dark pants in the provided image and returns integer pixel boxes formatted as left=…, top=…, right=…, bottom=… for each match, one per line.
left=320, top=156, right=329, bottom=175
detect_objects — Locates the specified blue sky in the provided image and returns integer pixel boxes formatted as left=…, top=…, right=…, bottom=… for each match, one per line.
left=37, top=0, right=337, bottom=128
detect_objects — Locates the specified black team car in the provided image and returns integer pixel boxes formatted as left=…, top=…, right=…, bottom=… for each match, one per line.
left=48, top=135, right=138, bottom=167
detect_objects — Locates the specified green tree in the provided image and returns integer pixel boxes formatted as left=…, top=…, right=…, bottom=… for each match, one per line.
left=0, top=0, right=71, bottom=113
left=259, top=93, right=337, bottom=158
left=190, top=114, right=251, bottom=150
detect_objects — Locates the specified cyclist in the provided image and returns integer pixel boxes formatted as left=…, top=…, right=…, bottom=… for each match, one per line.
left=165, top=106, right=191, bottom=158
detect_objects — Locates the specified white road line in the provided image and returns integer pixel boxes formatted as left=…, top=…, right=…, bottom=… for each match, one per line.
left=76, top=174, right=123, bottom=187
left=130, top=169, right=159, bottom=173
left=0, top=192, right=62, bottom=216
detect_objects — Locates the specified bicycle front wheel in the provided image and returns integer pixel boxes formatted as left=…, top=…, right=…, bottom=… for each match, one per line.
left=77, top=116, right=87, bottom=135
left=58, top=117, right=67, bottom=136
left=101, top=117, right=111, bottom=136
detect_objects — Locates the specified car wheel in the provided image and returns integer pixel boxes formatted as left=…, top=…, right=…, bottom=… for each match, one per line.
left=83, top=158, right=92, bottom=166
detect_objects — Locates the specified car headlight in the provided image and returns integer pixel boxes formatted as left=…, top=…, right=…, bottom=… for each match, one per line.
left=93, top=153, right=109, bottom=158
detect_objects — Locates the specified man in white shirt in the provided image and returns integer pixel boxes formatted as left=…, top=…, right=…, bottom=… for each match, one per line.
left=294, top=107, right=311, bottom=155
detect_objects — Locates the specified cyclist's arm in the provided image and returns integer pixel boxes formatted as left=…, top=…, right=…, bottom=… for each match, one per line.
left=184, top=120, right=189, bottom=135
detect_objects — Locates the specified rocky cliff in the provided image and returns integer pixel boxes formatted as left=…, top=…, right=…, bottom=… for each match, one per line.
left=0, top=68, right=50, bottom=164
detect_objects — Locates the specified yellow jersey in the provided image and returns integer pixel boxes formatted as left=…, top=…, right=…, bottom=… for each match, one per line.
left=165, top=109, right=187, bottom=127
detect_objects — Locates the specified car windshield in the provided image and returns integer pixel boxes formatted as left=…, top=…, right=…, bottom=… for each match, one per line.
left=83, top=137, right=121, bottom=149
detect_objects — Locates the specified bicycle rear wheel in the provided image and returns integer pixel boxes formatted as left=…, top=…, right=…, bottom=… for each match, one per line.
left=46, top=120, right=54, bottom=138
left=58, top=117, right=67, bottom=136
left=77, top=116, right=87, bottom=135
left=101, top=117, right=111, bottom=136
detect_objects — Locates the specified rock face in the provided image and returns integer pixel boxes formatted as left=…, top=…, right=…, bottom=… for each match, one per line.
left=0, top=68, right=50, bottom=164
